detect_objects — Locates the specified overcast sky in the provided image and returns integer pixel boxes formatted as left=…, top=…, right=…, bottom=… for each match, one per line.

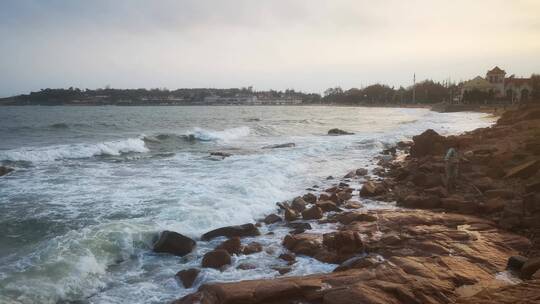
left=1, top=0, right=539, bottom=97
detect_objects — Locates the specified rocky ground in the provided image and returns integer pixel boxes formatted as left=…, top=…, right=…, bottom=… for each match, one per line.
left=157, top=105, right=540, bottom=304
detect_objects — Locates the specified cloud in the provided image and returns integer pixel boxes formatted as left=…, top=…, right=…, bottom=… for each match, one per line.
left=0, top=0, right=539, bottom=96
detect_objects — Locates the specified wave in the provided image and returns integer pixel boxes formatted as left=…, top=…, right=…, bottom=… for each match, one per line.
left=184, top=126, right=250, bottom=142
left=49, top=123, right=70, bottom=129
left=0, top=138, right=148, bottom=162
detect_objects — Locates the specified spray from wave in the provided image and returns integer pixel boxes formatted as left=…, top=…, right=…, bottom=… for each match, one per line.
left=0, top=138, right=148, bottom=163
left=184, top=126, right=250, bottom=142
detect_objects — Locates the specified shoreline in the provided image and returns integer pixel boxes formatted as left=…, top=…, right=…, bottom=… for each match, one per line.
left=168, top=105, right=540, bottom=303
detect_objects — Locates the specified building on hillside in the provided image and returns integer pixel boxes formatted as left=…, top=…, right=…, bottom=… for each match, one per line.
left=460, top=66, right=532, bottom=103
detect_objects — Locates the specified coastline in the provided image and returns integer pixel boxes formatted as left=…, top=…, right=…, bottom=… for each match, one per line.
left=167, top=105, right=540, bottom=303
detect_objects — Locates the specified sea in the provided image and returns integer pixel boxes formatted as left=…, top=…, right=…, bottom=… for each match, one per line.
left=0, top=106, right=495, bottom=304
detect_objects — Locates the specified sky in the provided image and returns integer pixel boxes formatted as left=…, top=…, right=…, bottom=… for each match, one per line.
left=0, top=0, right=539, bottom=97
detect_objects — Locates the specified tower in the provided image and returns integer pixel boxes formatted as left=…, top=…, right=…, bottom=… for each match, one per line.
left=486, top=66, right=506, bottom=97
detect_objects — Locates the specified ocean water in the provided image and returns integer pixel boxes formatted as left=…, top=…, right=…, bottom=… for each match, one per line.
left=0, top=106, right=494, bottom=304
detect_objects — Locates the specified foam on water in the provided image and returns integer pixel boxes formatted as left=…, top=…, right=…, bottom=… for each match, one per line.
left=0, top=106, right=496, bottom=304
left=0, top=137, right=148, bottom=162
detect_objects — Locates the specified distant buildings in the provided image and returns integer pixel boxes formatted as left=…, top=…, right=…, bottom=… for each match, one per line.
left=460, top=66, right=533, bottom=103
left=202, top=94, right=302, bottom=105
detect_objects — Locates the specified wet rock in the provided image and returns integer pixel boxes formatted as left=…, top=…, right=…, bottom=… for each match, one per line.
left=484, top=189, right=515, bottom=199
left=323, top=231, right=363, bottom=254
left=201, top=224, right=260, bottom=241
left=334, top=254, right=381, bottom=272
left=521, top=257, right=540, bottom=279
left=291, top=197, right=307, bottom=212
left=216, top=237, right=242, bottom=255
left=209, top=151, right=232, bottom=158
left=328, top=128, right=354, bottom=135
left=316, top=200, right=341, bottom=212
left=176, top=268, right=200, bottom=288
left=279, top=253, right=296, bottom=263
left=401, top=194, right=440, bottom=209
left=343, top=201, right=364, bottom=209
left=0, top=166, right=13, bottom=177
left=302, top=193, right=317, bottom=204
left=301, top=206, right=323, bottom=220
left=334, top=212, right=377, bottom=225
left=272, top=266, right=292, bottom=275
left=263, top=214, right=282, bottom=225
left=262, top=143, right=296, bottom=149
left=359, top=180, right=385, bottom=197
left=505, top=160, right=540, bottom=179
left=356, top=168, right=368, bottom=176
left=153, top=231, right=196, bottom=257
left=336, top=191, right=352, bottom=202
left=483, top=198, right=505, bottom=213
left=287, top=222, right=312, bottom=231
left=202, top=249, right=231, bottom=269
left=243, top=242, right=263, bottom=255
left=284, top=208, right=300, bottom=221
left=507, top=255, right=527, bottom=271
left=343, top=171, right=356, bottom=178
left=237, top=263, right=257, bottom=270
left=282, top=234, right=322, bottom=256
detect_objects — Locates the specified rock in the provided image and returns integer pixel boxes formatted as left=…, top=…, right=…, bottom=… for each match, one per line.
left=359, top=180, right=386, bottom=197
left=176, top=268, right=200, bottom=288
left=525, top=180, right=540, bottom=193
left=336, top=191, right=352, bottom=202
left=216, top=237, right=242, bottom=255
left=316, top=200, right=341, bottom=212
left=272, top=266, right=292, bottom=275
left=355, top=168, right=368, bottom=176
left=505, top=160, right=540, bottom=179
left=0, top=166, right=14, bottom=177
left=153, top=231, right=196, bottom=257
left=410, top=129, right=448, bottom=158
left=291, top=197, right=307, bottom=212
left=263, top=214, right=282, bottom=225
left=484, top=189, right=515, bottom=199
left=323, top=231, right=363, bottom=254
left=284, top=208, right=300, bottom=221
left=441, top=196, right=476, bottom=213
left=282, top=234, right=322, bottom=256
left=334, top=254, right=381, bottom=272
left=201, top=224, right=260, bottom=241
left=483, top=198, right=505, bottom=213
left=279, top=253, right=296, bottom=262
left=424, top=186, right=448, bottom=198
left=287, top=222, right=312, bottom=231
left=328, top=128, right=354, bottom=135
left=262, top=143, right=296, bottom=149
left=237, top=263, right=257, bottom=270
left=209, top=151, right=232, bottom=158
left=521, top=257, right=540, bottom=279
left=343, top=171, right=356, bottom=178
left=343, top=201, right=364, bottom=209
left=335, top=212, right=377, bottom=225
left=243, top=242, right=263, bottom=255
left=302, top=193, right=317, bottom=204
left=401, top=194, right=440, bottom=209
left=301, top=206, right=323, bottom=220
left=507, top=255, right=528, bottom=271
left=201, top=249, right=231, bottom=269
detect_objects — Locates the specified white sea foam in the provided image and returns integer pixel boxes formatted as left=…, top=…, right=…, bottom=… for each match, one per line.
left=186, top=126, right=250, bottom=142
left=0, top=137, right=148, bottom=162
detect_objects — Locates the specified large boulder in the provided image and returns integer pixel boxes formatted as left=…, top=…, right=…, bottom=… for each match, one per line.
left=505, top=160, right=540, bottom=179
left=263, top=214, right=282, bottom=225
left=242, top=242, right=263, bottom=255
left=291, top=197, right=307, bottom=212
left=359, top=181, right=385, bottom=197
left=323, top=231, right=363, bottom=254
left=284, top=207, right=300, bottom=221
left=201, top=224, right=260, bottom=241
left=202, top=249, right=232, bottom=269
left=301, top=206, right=323, bottom=220
left=401, top=194, right=440, bottom=209
left=521, top=257, right=540, bottom=279
left=328, top=128, right=354, bottom=135
left=153, top=231, right=196, bottom=256
left=507, top=255, right=527, bottom=272
left=316, top=200, right=341, bottom=212
left=302, top=193, right=317, bottom=204
left=176, top=268, right=200, bottom=288
left=410, top=129, right=447, bottom=158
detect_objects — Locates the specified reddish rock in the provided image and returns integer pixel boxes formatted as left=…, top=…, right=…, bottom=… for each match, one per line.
left=176, top=268, right=200, bottom=288
left=291, top=197, right=307, bottom=212
left=483, top=198, right=505, bottom=213
left=505, top=160, right=540, bottom=179
left=410, top=129, right=447, bottom=158
left=323, top=231, right=363, bottom=254
left=484, top=189, right=515, bottom=199
left=216, top=237, right=242, bottom=255
left=359, top=180, right=385, bottom=197
left=263, top=213, right=282, bottom=225
left=316, top=200, right=341, bottom=212
left=302, top=193, right=317, bottom=204
left=282, top=234, right=322, bottom=256
left=336, top=191, right=352, bottom=202
left=243, top=242, right=263, bottom=255
left=153, top=231, right=196, bottom=257
left=343, top=201, right=363, bottom=209
left=356, top=168, right=368, bottom=176
left=521, top=257, right=540, bottom=279
left=278, top=253, right=296, bottom=262
left=201, top=249, right=231, bottom=269
left=237, top=263, right=257, bottom=270
left=284, top=207, right=300, bottom=221
left=401, top=194, right=440, bottom=209
left=201, top=224, right=260, bottom=241
left=301, top=206, right=323, bottom=220
left=334, top=254, right=381, bottom=272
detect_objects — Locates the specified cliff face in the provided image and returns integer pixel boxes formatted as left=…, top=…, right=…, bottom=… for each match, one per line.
left=173, top=105, right=540, bottom=304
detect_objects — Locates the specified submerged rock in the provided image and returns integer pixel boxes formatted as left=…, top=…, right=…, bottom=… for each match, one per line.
left=201, top=224, right=260, bottom=241
left=242, top=242, right=263, bottom=255
left=262, top=143, right=296, bottom=149
left=153, top=231, right=196, bottom=257
left=301, top=206, right=323, bottom=220
left=216, top=237, right=242, bottom=255
left=263, top=214, right=282, bottom=225
left=176, top=268, right=200, bottom=288
left=328, top=128, right=354, bottom=135
left=0, top=166, right=14, bottom=177
left=202, top=249, right=231, bottom=269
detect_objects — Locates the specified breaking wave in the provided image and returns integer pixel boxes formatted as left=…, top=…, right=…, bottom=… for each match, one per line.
left=184, top=126, right=250, bottom=142
left=0, top=138, right=148, bottom=162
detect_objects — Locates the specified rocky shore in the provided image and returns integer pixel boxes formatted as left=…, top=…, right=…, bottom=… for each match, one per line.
left=158, top=105, right=540, bottom=304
